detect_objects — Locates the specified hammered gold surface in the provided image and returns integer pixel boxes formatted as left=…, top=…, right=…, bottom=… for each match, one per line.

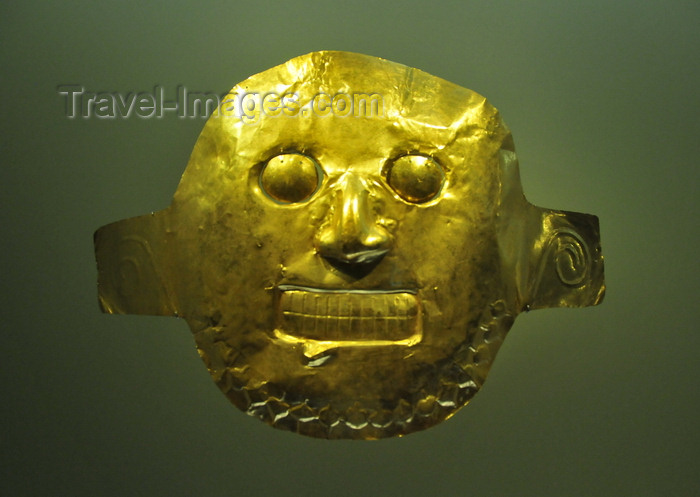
left=94, top=51, right=605, bottom=439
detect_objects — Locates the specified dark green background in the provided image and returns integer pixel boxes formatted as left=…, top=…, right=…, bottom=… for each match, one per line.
left=2, top=1, right=698, bottom=495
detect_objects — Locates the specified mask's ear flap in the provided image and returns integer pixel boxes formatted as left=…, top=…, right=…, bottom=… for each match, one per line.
left=94, top=211, right=178, bottom=316
left=527, top=209, right=605, bottom=310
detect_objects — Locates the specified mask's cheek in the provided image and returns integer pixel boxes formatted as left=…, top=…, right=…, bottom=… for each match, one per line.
left=184, top=207, right=277, bottom=339
left=398, top=208, right=504, bottom=352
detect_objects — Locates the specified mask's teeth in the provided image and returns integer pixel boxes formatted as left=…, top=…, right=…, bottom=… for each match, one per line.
left=279, top=290, right=419, bottom=342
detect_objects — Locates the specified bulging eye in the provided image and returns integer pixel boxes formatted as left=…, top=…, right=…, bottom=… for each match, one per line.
left=384, top=154, right=444, bottom=203
left=260, top=153, right=322, bottom=204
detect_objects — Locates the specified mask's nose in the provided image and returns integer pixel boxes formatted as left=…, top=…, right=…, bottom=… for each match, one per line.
left=316, top=172, right=392, bottom=267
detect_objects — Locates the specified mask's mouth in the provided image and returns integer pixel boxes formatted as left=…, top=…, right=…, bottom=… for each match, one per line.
left=274, top=285, right=423, bottom=358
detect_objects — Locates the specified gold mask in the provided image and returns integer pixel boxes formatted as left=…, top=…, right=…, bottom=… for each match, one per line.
left=94, top=51, right=604, bottom=439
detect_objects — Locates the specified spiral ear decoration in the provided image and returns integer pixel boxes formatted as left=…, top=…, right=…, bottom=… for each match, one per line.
left=552, top=229, right=590, bottom=287
left=94, top=213, right=177, bottom=316
left=528, top=210, right=604, bottom=310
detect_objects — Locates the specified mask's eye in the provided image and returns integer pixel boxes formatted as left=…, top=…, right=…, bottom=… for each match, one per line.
left=384, top=154, right=444, bottom=203
left=260, top=153, right=322, bottom=204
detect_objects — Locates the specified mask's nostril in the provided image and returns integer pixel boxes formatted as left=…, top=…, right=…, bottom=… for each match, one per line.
left=324, top=256, right=385, bottom=279
left=317, top=230, right=391, bottom=267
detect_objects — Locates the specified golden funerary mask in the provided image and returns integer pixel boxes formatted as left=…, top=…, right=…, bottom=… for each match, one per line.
left=94, top=51, right=604, bottom=439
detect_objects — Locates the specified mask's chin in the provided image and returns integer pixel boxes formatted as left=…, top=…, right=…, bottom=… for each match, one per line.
left=273, top=285, right=423, bottom=357
left=194, top=291, right=515, bottom=439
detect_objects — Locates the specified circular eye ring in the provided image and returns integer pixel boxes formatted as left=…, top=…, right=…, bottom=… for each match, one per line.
left=259, top=153, right=322, bottom=204
left=384, top=154, right=445, bottom=204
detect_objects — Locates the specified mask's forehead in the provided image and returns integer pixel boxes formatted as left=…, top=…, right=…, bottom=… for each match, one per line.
left=175, top=51, right=512, bottom=200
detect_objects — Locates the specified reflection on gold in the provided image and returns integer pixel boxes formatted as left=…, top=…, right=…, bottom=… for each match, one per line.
left=94, top=51, right=604, bottom=439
